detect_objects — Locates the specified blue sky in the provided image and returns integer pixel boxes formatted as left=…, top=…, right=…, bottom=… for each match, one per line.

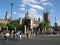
left=0, top=0, right=60, bottom=26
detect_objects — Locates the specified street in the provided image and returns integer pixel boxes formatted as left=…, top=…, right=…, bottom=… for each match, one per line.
left=0, top=34, right=60, bottom=45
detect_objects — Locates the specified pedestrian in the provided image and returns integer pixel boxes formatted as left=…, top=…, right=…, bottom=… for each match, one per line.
left=26, top=32, right=28, bottom=38
left=15, top=31, right=20, bottom=40
left=13, top=30, right=16, bottom=38
left=19, top=32, right=22, bottom=40
left=5, top=31, right=10, bottom=40
left=11, top=30, right=14, bottom=38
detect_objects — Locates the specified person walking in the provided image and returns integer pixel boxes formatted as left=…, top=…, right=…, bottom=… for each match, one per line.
left=19, top=32, right=22, bottom=40
left=5, top=31, right=10, bottom=40
left=15, top=31, right=20, bottom=40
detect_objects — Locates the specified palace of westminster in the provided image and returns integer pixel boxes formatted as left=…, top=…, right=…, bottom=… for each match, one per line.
left=0, top=11, right=50, bottom=30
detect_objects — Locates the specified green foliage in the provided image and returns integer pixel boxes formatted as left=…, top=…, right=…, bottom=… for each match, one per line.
left=6, top=22, right=23, bottom=30
left=0, top=22, right=24, bottom=31
left=6, top=22, right=15, bottom=30
left=39, top=22, right=50, bottom=29
left=0, top=23, right=6, bottom=27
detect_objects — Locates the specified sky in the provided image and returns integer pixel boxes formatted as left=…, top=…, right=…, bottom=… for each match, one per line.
left=0, top=0, right=60, bottom=26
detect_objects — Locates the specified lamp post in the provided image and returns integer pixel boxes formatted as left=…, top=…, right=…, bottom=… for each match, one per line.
left=54, top=17, right=57, bottom=30
left=10, top=3, right=13, bottom=21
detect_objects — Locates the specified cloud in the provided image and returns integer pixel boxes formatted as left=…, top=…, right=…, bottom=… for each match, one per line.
left=21, top=0, right=38, bottom=5
left=40, top=0, right=53, bottom=6
left=19, top=8, right=25, bottom=10
left=20, top=0, right=53, bottom=7
left=29, top=8, right=43, bottom=21
left=21, top=0, right=44, bottom=10
left=29, top=3, right=44, bottom=10
left=20, top=4, right=25, bottom=7
left=18, top=8, right=43, bottom=22
left=18, top=13, right=25, bottom=18
left=57, top=20, right=60, bottom=26
left=40, top=0, right=47, bottom=3
left=48, top=2, right=53, bottom=6
left=42, top=2, right=53, bottom=6
left=42, top=2, right=49, bottom=5
left=19, top=4, right=25, bottom=11
left=29, top=8, right=37, bottom=12
left=13, top=11, right=17, bottom=14
left=18, top=0, right=53, bottom=22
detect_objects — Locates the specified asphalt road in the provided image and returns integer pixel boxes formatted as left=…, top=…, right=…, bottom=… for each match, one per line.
left=0, top=39, right=60, bottom=45
left=0, top=34, right=60, bottom=45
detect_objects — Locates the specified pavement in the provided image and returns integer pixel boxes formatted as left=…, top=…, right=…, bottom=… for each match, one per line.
left=22, top=33, right=60, bottom=38
left=0, top=34, right=60, bottom=45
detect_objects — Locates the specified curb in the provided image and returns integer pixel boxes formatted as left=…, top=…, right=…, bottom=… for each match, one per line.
left=43, top=34, right=59, bottom=36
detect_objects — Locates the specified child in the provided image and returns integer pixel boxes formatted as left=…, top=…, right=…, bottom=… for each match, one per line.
left=19, top=32, right=22, bottom=40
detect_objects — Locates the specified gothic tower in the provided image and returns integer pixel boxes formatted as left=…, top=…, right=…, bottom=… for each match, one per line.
left=25, top=11, right=29, bottom=19
left=43, top=11, right=50, bottom=26
left=19, top=18, right=22, bottom=25
left=5, top=11, right=8, bottom=22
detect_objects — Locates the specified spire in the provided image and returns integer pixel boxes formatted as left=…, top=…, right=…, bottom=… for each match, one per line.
left=25, top=11, right=29, bottom=19
left=43, top=11, right=49, bottom=15
left=5, top=11, right=8, bottom=22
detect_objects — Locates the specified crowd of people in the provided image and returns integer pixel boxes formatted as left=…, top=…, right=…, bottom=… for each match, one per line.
left=0, top=28, right=59, bottom=41
left=0, top=30, right=22, bottom=40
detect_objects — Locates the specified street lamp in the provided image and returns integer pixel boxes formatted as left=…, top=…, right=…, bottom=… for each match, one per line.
left=10, top=3, right=13, bottom=21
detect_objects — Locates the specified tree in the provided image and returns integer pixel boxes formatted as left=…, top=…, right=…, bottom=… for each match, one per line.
left=6, top=22, right=15, bottom=30
left=38, top=22, right=50, bottom=30
left=0, top=23, right=6, bottom=27
left=6, top=22, right=24, bottom=31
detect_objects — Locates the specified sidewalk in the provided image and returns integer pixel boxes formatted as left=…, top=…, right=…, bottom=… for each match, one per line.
left=22, top=34, right=60, bottom=38
left=40, top=34, right=60, bottom=36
